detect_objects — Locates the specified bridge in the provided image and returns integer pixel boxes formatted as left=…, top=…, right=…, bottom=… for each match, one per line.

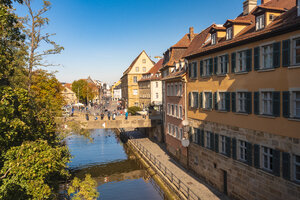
left=68, top=113, right=161, bottom=129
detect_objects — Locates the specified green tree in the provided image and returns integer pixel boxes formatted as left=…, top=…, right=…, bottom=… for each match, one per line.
left=0, top=140, right=70, bottom=199
left=72, top=79, right=96, bottom=104
left=68, top=174, right=99, bottom=200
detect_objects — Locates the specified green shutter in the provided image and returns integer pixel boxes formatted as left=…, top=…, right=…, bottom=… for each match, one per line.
left=273, top=42, right=281, bottom=68
left=232, top=138, right=237, bottom=160
left=193, top=62, right=198, bottom=78
left=273, top=150, right=280, bottom=176
left=214, top=92, right=218, bottom=110
left=225, top=54, right=229, bottom=73
left=197, top=129, right=201, bottom=145
left=214, top=134, right=219, bottom=153
left=200, top=61, right=203, bottom=76
left=231, top=52, right=236, bottom=73
left=273, top=91, right=280, bottom=117
left=209, top=92, right=213, bottom=109
left=282, top=152, right=291, bottom=180
left=254, top=47, right=260, bottom=70
left=188, top=92, right=191, bottom=107
left=231, top=92, right=236, bottom=112
left=254, top=92, right=260, bottom=115
left=225, top=137, right=231, bottom=158
left=246, top=142, right=252, bottom=166
left=200, top=129, right=204, bottom=147
left=225, top=92, right=231, bottom=112
left=209, top=58, right=213, bottom=75
left=254, top=144, right=260, bottom=168
left=246, top=49, right=252, bottom=72
left=195, top=92, right=199, bottom=108
left=210, top=132, right=215, bottom=151
left=246, top=92, right=252, bottom=114
left=282, top=91, right=290, bottom=118
left=214, top=57, right=218, bottom=74
left=199, top=92, right=203, bottom=109
left=188, top=63, right=192, bottom=78
left=282, top=39, right=290, bottom=67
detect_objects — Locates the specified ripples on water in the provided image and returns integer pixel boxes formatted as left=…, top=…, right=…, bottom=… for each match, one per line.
left=65, top=129, right=164, bottom=200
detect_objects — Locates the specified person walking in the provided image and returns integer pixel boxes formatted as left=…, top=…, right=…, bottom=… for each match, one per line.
left=107, top=112, right=111, bottom=120
left=125, top=111, right=128, bottom=120
left=112, top=112, right=116, bottom=120
left=101, top=113, right=104, bottom=120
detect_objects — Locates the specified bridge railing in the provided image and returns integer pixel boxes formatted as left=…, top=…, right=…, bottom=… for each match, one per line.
left=128, top=136, right=201, bottom=200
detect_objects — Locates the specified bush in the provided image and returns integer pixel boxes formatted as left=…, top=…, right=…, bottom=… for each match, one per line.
left=127, top=106, right=141, bottom=115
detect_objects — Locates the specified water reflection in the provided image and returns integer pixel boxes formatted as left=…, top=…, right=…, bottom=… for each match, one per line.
left=66, top=129, right=164, bottom=200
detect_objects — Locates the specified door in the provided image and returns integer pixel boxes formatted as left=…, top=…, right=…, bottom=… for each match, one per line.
left=222, top=170, right=228, bottom=195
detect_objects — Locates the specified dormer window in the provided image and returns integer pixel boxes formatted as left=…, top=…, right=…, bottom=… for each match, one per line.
left=211, top=33, right=217, bottom=45
left=256, top=14, right=265, bottom=30
left=226, top=27, right=233, bottom=40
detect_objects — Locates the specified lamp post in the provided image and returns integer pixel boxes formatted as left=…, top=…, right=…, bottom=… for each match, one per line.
left=181, top=119, right=190, bottom=169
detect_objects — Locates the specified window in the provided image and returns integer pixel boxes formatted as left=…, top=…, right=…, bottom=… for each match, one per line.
left=262, top=92, right=273, bottom=115
left=133, top=76, right=138, bottom=83
left=142, top=67, right=146, bottom=72
left=180, top=129, right=183, bottom=140
left=293, top=91, right=300, bottom=118
left=142, top=59, right=146, bottom=63
left=156, top=82, right=158, bottom=88
left=190, top=62, right=197, bottom=78
left=175, top=84, right=178, bottom=96
left=239, top=140, right=247, bottom=161
left=220, top=135, right=226, bottom=154
left=237, top=50, right=247, bottom=72
left=203, top=59, right=212, bottom=76
left=156, top=93, right=159, bottom=99
left=211, top=33, right=216, bottom=45
left=237, top=92, right=247, bottom=113
left=219, top=55, right=228, bottom=74
left=179, top=84, right=183, bottom=96
left=226, top=27, right=233, bottom=40
left=133, top=89, right=138, bottom=95
left=135, top=67, right=139, bottom=72
left=204, top=92, right=212, bottom=109
left=293, top=38, right=300, bottom=65
left=219, top=92, right=226, bottom=110
left=172, top=125, right=175, bottom=136
left=167, top=104, right=170, bottom=115
left=134, top=102, right=139, bottom=106
left=262, top=146, right=273, bottom=171
left=192, top=92, right=199, bottom=109
left=167, top=84, right=170, bottom=96
left=175, top=105, right=178, bottom=117
left=170, top=84, right=173, bottom=96
left=171, top=104, right=174, bottom=116
left=206, top=131, right=211, bottom=148
left=256, top=14, right=265, bottom=30
left=168, top=124, right=171, bottom=134
left=179, top=105, right=183, bottom=119
left=176, top=127, right=179, bottom=138
left=294, top=155, right=300, bottom=182
left=262, top=45, right=273, bottom=69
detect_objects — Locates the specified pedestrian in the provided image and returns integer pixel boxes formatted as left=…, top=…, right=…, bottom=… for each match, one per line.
left=107, top=112, right=111, bottom=120
left=112, top=112, right=116, bottom=120
left=125, top=111, right=128, bottom=120
left=101, top=113, right=104, bottom=120
left=86, top=113, right=89, bottom=121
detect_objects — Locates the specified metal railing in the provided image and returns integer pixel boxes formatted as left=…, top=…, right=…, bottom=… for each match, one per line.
left=128, top=136, right=201, bottom=200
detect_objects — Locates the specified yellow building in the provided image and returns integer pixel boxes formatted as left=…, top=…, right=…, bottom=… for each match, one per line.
left=61, top=83, right=77, bottom=105
left=184, top=0, right=300, bottom=200
left=111, top=80, right=121, bottom=100
left=121, top=50, right=155, bottom=108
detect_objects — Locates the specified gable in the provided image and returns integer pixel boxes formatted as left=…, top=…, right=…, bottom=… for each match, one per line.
left=128, top=51, right=155, bottom=74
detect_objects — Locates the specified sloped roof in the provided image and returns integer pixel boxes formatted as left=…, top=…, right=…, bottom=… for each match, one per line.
left=185, top=0, right=297, bottom=59
left=64, top=83, right=72, bottom=90
left=139, top=58, right=164, bottom=82
left=123, top=50, right=155, bottom=75
left=172, top=33, right=196, bottom=48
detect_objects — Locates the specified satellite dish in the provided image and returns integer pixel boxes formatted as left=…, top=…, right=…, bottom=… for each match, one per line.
left=181, top=138, right=190, bottom=147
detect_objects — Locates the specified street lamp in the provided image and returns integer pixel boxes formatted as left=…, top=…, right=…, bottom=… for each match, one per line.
left=181, top=119, right=190, bottom=169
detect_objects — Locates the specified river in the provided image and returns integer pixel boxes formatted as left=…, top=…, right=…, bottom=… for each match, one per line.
left=65, top=129, right=165, bottom=200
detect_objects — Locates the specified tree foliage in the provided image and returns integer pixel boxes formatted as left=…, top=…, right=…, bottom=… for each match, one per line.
left=72, top=79, right=97, bottom=104
left=68, top=174, right=99, bottom=200
left=128, top=106, right=142, bottom=115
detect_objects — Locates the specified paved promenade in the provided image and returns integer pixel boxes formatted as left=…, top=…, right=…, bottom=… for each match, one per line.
left=125, top=131, right=229, bottom=200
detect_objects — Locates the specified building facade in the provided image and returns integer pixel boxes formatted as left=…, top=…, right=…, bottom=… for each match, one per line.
left=61, top=83, right=77, bottom=105
left=185, top=0, right=300, bottom=199
left=121, top=50, right=155, bottom=108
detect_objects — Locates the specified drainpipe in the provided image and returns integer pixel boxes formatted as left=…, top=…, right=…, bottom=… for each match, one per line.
left=183, top=77, right=189, bottom=169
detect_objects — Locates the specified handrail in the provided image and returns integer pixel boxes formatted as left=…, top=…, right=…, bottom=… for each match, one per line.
left=128, top=136, right=201, bottom=200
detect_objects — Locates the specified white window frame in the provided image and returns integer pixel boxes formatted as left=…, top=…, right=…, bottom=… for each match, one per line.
left=135, top=67, right=139, bottom=72
left=168, top=123, right=171, bottom=134
left=237, top=92, right=247, bottom=113
left=175, top=104, right=178, bottom=118
left=167, top=84, right=170, bottom=96
left=292, top=91, right=300, bottom=118
left=175, top=83, right=178, bottom=96
left=179, top=83, right=183, bottom=96
left=218, top=92, right=226, bottom=111
left=256, top=14, right=265, bottom=30
left=211, top=33, right=217, bottom=45
left=239, top=140, right=247, bottom=162
left=237, top=50, right=247, bottom=72
left=294, top=154, right=300, bottom=182
left=205, top=131, right=211, bottom=148
left=262, top=146, right=273, bottom=172
left=171, top=104, right=174, bottom=116
left=133, top=76, right=138, bottom=83
left=226, top=27, right=233, bottom=40
left=293, top=38, right=300, bottom=65
left=218, top=55, right=228, bottom=74
left=204, top=92, right=212, bottom=109
left=220, top=135, right=226, bottom=154
left=179, top=105, right=183, bottom=119
left=261, top=44, right=273, bottom=69
left=261, top=91, right=273, bottom=115
left=203, top=59, right=211, bottom=76
left=167, top=103, right=170, bottom=115
left=133, top=89, right=138, bottom=95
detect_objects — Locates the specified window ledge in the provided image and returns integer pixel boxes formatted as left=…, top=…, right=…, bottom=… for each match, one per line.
left=257, top=68, right=275, bottom=72
left=217, top=110, right=228, bottom=113
left=258, top=114, right=276, bottom=119
left=202, top=108, right=213, bottom=111
left=288, top=65, right=300, bottom=69
left=234, top=71, right=248, bottom=75
left=288, top=118, right=300, bottom=122
left=235, top=112, right=249, bottom=116
left=216, top=73, right=227, bottom=77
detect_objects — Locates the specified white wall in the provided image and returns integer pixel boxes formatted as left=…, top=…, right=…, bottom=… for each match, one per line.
left=151, top=80, right=162, bottom=105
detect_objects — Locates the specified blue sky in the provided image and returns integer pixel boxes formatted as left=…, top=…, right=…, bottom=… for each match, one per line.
left=15, top=0, right=245, bottom=85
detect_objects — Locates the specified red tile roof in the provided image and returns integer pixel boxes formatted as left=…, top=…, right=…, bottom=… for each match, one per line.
left=122, top=50, right=155, bottom=75
left=139, top=58, right=164, bottom=82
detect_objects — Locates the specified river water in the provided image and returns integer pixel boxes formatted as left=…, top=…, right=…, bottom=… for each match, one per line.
left=65, top=129, right=165, bottom=200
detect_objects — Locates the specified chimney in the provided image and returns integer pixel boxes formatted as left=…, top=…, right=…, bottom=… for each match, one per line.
left=261, top=0, right=271, bottom=5
left=189, top=27, right=195, bottom=41
left=243, top=0, right=257, bottom=15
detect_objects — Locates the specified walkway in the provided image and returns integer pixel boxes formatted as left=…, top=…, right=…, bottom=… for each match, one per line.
left=125, top=131, right=229, bottom=200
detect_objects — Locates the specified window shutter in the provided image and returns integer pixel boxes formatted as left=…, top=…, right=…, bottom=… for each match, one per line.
left=214, top=57, right=218, bottom=74
left=197, top=129, right=201, bottom=145
left=225, top=92, right=231, bottom=112
left=209, top=92, right=213, bottom=109
left=225, top=54, right=229, bottom=73
left=254, top=144, right=260, bottom=168
left=188, top=92, right=191, bottom=107
left=246, top=92, right=252, bottom=114
left=193, top=62, right=198, bottom=78
left=200, top=61, right=203, bottom=76
left=188, top=63, right=192, bottom=78
left=273, top=91, right=280, bottom=117
left=195, top=92, right=199, bottom=108
left=231, top=92, right=236, bottom=112
left=199, top=92, right=203, bottom=109
left=231, top=52, right=236, bottom=73
left=254, top=47, right=260, bottom=70
left=214, top=134, right=219, bottom=153
left=246, top=142, right=252, bottom=166
left=282, top=91, right=290, bottom=118
left=246, top=49, right=252, bottom=72
left=200, top=129, right=204, bottom=147
left=282, top=39, right=290, bottom=67
left=214, top=92, right=218, bottom=110
left=273, top=42, right=281, bottom=68
left=254, top=92, right=260, bottom=115
left=282, top=152, right=291, bottom=180
left=210, top=132, right=215, bottom=151
left=232, top=138, right=237, bottom=160
left=273, top=150, right=280, bottom=176
left=225, top=136, right=231, bottom=157
left=209, top=58, right=213, bottom=75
